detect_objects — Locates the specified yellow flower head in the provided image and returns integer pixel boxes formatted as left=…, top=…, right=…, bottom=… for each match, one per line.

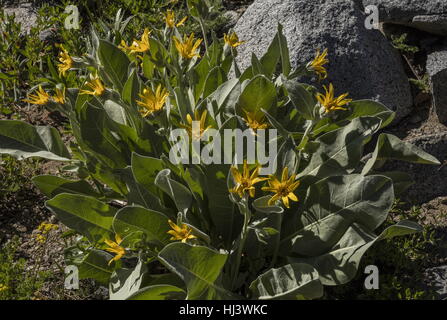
left=0, top=284, right=8, bottom=292
left=58, top=47, right=73, bottom=76
left=164, top=9, right=187, bottom=28
left=179, top=109, right=211, bottom=140
left=173, top=33, right=203, bottom=59
left=104, top=234, right=126, bottom=266
left=53, top=87, right=65, bottom=104
left=23, top=86, right=50, bottom=105
left=316, top=83, right=352, bottom=114
left=307, top=49, right=329, bottom=80
left=224, top=32, right=245, bottom=48
left=243, top=110, right=269, bottom=131
left=230, top=160, right=268, bottom=198
left=167, top=220, right=197, bottom=243
left=262, top=167, right=300, bottom=208
left=37, top=222, right=58, bottom=233
left=136, top=84, right=169, bottom=117
left=80, top=76, right=106, bottom=96
left=34, top=222, right=58, bottom=243
left=119, top=28, right=151, bottom=54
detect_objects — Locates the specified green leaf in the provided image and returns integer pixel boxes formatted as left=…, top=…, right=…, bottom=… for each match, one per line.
left=362, top=133, right=440, bottom=175
left=192, top=57, right=211, bottom=100
left=98, top=39, right=131, bottom=91
left=300, top=117, right=382, bottom=178
left=289, top=221, right=421, bottom=285
left=78, top=249, right=114, bottom=285
left=277, top=23, right=291, bottom=77
left=281, top=174, right=394, bottom=256
left=32, top=175, right=100, bottom=198
left=127, top=285, right=186, bottom=300
left=236, top=75, right=277, bottom=116
left=249, top=263, right=323, bottom=300
left=211, top=78, right=240, bottom=115
left=113, top=206, right=170, bottom=246
left=155, top=169, right=192, bottom=215
left=0, top=120, right=70, bottom=161
left=131, top=152, right=165, bottom=190
left=103, top=100, right=127, bottom=125
left=110, top=259, right=147, bottom=300
left=259, top=33, right=281, bottom=78
left=203, top=66, right=227, bottom=99
left=122, top=69, right=141, bottom=110
left=203, top=164, right=243, bottom=246
left=158, top=243, right=232, bottom=300
left=285, top=81, right=316, bottom=120
left=348, top=100, right=395, bottom=129
left=78, top=103, right=129, bottom=168
left=46, top=193, right=117, bottom=242
left=312, top=100, right=395, bottom=136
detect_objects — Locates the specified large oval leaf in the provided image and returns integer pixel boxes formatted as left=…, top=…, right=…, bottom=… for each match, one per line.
left=281, top=174, right=394, bottom=256
left=299, top=116, right=382, bottom=179
left=46, top=193, right=117, bottom=242
left=113, top=206, right=170, bottom=246
left=98, top=39, right=131, bottom=91
left=362, top=133, right=440, bottom=175
left=289, top=221, right=421, bottom=285
left=0, top=120, right=70, bottom=161
left=155, top=169, right=192, bottom=215
left=158, top=243, right=232, bottom=300
left=249, top=263, right=323, bottom=300
left=32, top=175, right=100, bottom=198
left=236, top=75, right=277, bottom=116
left=78, top=249, right=114, bottom=285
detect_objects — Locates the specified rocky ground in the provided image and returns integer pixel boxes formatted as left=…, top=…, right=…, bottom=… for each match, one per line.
left=1, top=0, right=447, bottom=299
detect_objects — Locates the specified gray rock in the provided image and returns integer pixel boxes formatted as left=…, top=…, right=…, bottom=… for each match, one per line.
left=427, top=48, right=447, bottom=123
left=384, top=132, right=447, bottom=204
left=234, top=0, right=413, bottom=122
left=363, top=0, right=447, bottom=35
left=424, top=266, right=447, bottom=299
left=3, top=3, right=38, bottom=34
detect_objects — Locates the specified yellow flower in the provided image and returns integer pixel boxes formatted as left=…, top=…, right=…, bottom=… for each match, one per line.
left=224, top=32, right=245, bottom=48
left=80, top=76, right=106, bottom=96
left=230, top=160, right=268, bottom=198
left=53, top=87, right=65, bottom=104
left=136, top=84, right=169, bottom=117
left=262, top=167, right=300, bottom=208
left=119, top=28, right=151, bottom=54
left=173, top=33, right=202, bottom=59
left=179, top=109, right=211, bottom=139
left=316, top=83, right=352, bottom=114
left=23, top=86, right=50, bottom=105
left=37, top=222, right=58, bottom=233
left=243, top=110, right=269, bottom=131
left=104, top=234, right=126, bottom=266
left=34, top=222, right=58, bottom=244
left=0, top=284, right=8, bottom=292
left=167, top=220, right=197, bottom=243
left=307, top=49, right=329, bottom=80
left=35, top=234, right=46, bottom=243
left=57, top=47, right=73, bottom=76
left=164, top=9, right=187, bottom=28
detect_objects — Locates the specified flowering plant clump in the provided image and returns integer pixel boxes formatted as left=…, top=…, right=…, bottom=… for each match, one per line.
left=0, top=0, right=440, bottom=300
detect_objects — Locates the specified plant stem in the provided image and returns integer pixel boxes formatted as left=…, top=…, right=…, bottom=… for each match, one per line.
left=198, top=18, right=209, bottom=52
left=269, top=213, right=283, bottom=269
left=232, top=195, right=250, bottom=289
